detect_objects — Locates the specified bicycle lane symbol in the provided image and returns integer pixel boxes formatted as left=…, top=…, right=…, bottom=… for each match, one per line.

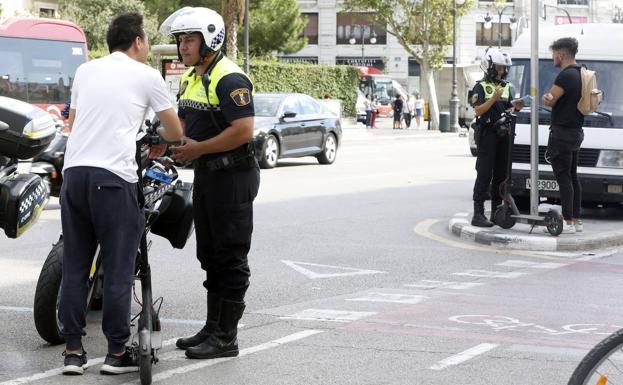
left=448, top=315, right=623, bottom=336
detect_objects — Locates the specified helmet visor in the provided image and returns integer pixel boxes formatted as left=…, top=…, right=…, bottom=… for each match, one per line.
left=159, top=7, right=193, bottom=36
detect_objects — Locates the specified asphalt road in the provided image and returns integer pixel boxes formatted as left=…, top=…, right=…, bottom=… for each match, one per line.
left=1, top=126, right=622, bottom=385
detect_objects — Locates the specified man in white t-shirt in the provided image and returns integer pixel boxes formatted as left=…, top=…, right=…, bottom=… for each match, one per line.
left=59, top=13, right=182, bottom=376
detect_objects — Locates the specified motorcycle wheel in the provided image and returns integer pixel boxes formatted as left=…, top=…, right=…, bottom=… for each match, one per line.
left=33, top=240, right=65, bottom=345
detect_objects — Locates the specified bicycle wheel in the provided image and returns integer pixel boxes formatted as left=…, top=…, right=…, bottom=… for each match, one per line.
left=568, top=329, right=623, bottom=385
left=138, top=276, right=153, bottom=385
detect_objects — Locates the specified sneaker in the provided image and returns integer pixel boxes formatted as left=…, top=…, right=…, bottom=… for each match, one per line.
left=575, top=219, right=583, bottom=232
left=562, top=223, right=576, bottom=234
left=100, top=346, right=138, bottom=375
left=62, top=350, right=88, bottom=375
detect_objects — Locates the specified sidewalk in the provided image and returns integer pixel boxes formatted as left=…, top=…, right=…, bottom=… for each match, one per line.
left=448, top=206, right=623, bottom=252
left=341, top=117, right=460, bottom=141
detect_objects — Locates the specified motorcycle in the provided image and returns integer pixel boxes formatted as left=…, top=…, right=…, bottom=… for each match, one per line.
left=29, top=120, right=67, bottom=197
left=32, top=119, right=194, bottom=385
left=0, top=96, right=55, bottom=238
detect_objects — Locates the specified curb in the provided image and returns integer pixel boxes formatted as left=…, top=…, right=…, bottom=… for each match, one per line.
left=448, top=214, right=623, bottom=252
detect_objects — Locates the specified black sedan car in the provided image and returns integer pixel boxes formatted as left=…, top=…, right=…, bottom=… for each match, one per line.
left=253, top=93, right=342, bottom=169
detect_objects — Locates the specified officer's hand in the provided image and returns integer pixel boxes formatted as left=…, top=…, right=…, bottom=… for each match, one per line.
left=493, top=86, right=504, bottom=100
left=148, top=144, right=167, bottom=159
left=511, top=99, right=525, bottom=110
left=170, top=137, right=201, bottom=163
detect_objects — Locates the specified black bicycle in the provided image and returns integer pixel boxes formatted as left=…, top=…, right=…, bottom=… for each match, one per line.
left=33, top=121, right=194, bottom=384
left=567, top=329, right=623, bottom=385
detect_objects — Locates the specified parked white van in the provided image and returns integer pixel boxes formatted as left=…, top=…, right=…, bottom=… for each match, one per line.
left=508, top=23, right=623, bottom=208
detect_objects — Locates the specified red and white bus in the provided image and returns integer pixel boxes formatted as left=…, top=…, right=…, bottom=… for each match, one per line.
left=356, top=66, right=407, bottom=121
left=0, top=17, right=88, bottom=119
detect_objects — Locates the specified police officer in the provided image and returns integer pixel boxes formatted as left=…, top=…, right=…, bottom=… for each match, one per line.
left=160, top=7, right=260, bottom=359
left=470, top=48, right=524, bottom=227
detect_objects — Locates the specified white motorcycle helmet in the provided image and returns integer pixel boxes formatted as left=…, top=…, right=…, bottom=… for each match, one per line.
left=159, top=7, right=226, bottom=60
left=480, top=47, right=512, bottom=80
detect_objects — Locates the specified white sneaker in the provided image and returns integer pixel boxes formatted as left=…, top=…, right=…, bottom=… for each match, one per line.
left=575, top=219, right=583, bottom=232
left=562, top=223, right=576, bottom=234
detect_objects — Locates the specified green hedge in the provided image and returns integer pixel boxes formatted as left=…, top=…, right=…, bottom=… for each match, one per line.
left=248, top=61, right=359, bottom=117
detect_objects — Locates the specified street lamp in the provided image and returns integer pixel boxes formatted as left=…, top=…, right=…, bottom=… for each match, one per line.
left=449, top=0, right=466, bottom=133
left=483, top=4, right=515, bottom=48
left=349, top=24, right=377, bottom=63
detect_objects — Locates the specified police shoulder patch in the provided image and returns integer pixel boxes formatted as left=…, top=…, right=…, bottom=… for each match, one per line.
left=485, top=85, right=494, bottom=94
left=230, top=88, right=251, bottom=107
left=470, top=94, right=478, bottom=106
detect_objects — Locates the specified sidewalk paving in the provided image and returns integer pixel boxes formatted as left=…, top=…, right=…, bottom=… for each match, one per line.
left=341, top=117, right=461, bottom=141
left=448, top=206, right=623, bottom=252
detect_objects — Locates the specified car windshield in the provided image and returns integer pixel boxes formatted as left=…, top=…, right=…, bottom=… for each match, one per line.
left=254, top=95, right=282, bottom=117
left=508, top=59, right=623, bottom=119
left=0, top=37, right=86, bottom=104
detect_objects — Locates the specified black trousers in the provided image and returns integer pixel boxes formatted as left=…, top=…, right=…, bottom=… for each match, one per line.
left=193, top=162, right=260, bottom=302
left=473, top=129, right=509, bottom=202
left=365, top=111, right=372, bottom=127
left=403, top=113, right=412, bottom=128
left=59, top=167, right=144, bottom=354
left=548, top=130, right=583, bottom=220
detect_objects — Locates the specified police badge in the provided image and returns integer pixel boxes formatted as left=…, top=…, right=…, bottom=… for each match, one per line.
left=230, top=88, right=251, bottom=107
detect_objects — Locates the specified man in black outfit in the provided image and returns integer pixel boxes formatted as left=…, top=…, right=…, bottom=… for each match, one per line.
left=392, top=94, right=403, bottom=129
left=542, top=37, right=584, bottom=234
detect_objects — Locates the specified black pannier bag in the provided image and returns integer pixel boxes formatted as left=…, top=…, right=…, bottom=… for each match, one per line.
left=151, top=181, right=194, bottom=249
left=0, top=96, right=56, bottom=159
left=0, top=173, right=48, bottom=238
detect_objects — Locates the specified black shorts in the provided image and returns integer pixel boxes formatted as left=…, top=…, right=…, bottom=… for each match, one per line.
left=393, top=112, right=402, bottom=121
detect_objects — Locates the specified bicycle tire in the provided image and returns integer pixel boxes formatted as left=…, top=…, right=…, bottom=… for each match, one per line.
left=139, top=282, right=153, bottom=385
left=568, top=328, right=623, bottom=385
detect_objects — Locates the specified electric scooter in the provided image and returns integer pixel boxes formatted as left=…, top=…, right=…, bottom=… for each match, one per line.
left=492, top=110, right=564, bottom=236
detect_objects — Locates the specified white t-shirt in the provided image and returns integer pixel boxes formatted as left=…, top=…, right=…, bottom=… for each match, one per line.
left=64, top=52, right=172, bottom=183
left=415, top=98, right=425, bottom=109
left=403, top=99, right=411, bottom=114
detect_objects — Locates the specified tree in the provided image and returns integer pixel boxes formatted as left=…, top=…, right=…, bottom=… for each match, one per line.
left=143, top=0, right=220, bottom=27
left=244, top=0, right=307, bottom=57
left=221, top=0, right=245, bottom=59
left=342, top=0, right=471, bottom=130
left=59, top=0, right=162, bottom=54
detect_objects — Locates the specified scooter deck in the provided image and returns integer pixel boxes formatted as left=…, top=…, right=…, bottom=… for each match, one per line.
left=511, top=214, right=545, bottom=222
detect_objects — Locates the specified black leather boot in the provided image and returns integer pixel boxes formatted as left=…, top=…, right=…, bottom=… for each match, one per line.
left=185, top=299, right=245, bottom=359
left=471, top=201, right=494, bottom=227
left=176, top=292, right=222, bottom=349
left=490, top=200, right=502, bottom=223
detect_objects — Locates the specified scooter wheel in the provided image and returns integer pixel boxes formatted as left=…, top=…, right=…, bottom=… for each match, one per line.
left=494, top=206, right=516, bottom=229
left=545, top=210, right=563, bottom=236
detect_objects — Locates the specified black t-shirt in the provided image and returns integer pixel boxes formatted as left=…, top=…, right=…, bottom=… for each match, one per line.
left=393, top=98, right=403, bottom=113
left=178, top=72, right=255, bottom=154
left=470, top=81, right=514, bottom=126
left=551, top=64, right=584, bottom=131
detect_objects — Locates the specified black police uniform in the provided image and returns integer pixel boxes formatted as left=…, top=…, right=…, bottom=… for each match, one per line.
left=470, top=79, right=515, bottom=226
left=175, top=53, right=260, bottom=359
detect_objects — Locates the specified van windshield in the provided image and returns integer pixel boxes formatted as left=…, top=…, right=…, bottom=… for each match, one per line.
left=508, top=59, right=623, bottom=119
left=0, top=36, right=86, bottom=105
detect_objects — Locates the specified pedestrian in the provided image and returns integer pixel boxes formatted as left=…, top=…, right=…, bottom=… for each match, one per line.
left=469, top=48, right=524, bottom=227
left=162, top=7, right=261, bottom=359
left=414, top=93, right=425, bottom=129
left=370, top=95, right=378, bottom=129
left=59, top=13, right=183, bottom=375
left=364, top=93, right=373, bottom=129
left=392, top=94, right=403, bottom=129
left=541, top=37, right=584, bottom=234
left=403, top=94, right=412, bottom=128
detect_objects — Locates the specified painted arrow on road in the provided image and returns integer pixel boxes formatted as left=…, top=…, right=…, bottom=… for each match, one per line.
left=281, top=260, right=387, bottom=279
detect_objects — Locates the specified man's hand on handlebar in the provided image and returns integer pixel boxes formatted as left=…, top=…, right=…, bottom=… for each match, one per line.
left=148, top=144, right=167, bottom=159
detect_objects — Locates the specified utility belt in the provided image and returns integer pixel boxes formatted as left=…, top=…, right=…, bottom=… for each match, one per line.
left=194, top=142, right=256, bottom=171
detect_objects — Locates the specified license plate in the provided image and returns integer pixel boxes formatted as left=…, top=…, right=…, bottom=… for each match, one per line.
left=525, top=178, right=559, bottom=191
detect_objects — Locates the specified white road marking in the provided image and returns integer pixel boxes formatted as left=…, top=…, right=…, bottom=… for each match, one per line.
left=452, top=270, right=527, bottom=279
left=0, top=338, right=179, bottom=385
left=495, top=260, right=567, bottom=269
left=281, top=260, right=386, bottom=279
left=404, top=280, right=485, bottom=290
left=279, top=308, right=376, bottom=323
left=119, top=330, right=323, bottom=384
left=345, top=292, right=428, bottom=304
left=429, top=343, right=499, bottom=371
left=0, top=306, right=32, bottom=313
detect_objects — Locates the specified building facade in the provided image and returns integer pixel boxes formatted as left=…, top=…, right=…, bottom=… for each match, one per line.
left=288, top=0, right=622, bottom=92
left=0, top=0, right=59, bottom=20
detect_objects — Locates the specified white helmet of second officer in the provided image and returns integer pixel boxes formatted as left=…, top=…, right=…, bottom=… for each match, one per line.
left=159, top=7, right=225, bottom=59
left=480, top=47, right=512, bottom=81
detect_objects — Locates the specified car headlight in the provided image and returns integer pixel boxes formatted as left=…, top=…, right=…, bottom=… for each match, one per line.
left=597, top=150, right=623, bottom=168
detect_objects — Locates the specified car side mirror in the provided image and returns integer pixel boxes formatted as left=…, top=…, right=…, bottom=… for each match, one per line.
left=281, top=111, right=297, bottom=120
left=0, top=121, right=8, bottom=132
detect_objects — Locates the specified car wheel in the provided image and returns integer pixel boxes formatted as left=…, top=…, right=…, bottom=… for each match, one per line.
left=259, top=135, right=279, bottom=169
left=470, top=147, right=478, bottom=156
left=317, top=133, right=337, bottom=165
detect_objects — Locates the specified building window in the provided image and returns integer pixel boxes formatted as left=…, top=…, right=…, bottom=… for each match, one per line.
left=558, top=0, right=589, bottom=4
left=301, top=13, right=318, bottom=45
left=336, top=13, right=387, bottom=45
left=476, top=22, right=512, bottom=47
left=39, top=7, right=56, bottom=18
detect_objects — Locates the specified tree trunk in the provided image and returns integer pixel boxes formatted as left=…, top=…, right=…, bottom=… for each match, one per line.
left=421, top=61, right=439, bottom=130
left=221, top=0, right=239, bottom=59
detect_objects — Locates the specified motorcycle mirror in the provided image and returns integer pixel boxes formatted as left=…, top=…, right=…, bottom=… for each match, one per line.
left=0, top=121, right=8, bottom=132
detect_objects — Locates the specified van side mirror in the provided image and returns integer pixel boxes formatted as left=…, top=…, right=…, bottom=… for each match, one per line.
left=0, top=121, right=9, bottom=132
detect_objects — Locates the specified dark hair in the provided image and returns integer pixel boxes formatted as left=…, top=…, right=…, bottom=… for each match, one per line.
left=106, top=13, right=145, bottom=53
left=550, top=37, right=578, bottom=58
